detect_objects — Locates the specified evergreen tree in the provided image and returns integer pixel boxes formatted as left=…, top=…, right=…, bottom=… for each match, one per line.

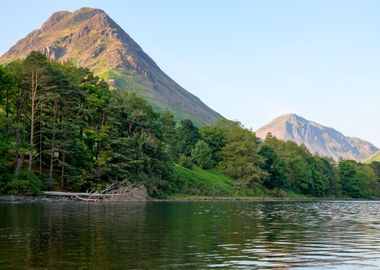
left=161, top=110, right=177, bottom=160
left=176, top=119, right=200, bottom=156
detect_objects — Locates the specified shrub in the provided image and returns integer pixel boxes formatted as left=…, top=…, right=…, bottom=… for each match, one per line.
left=3, top=171, right=44, bottom=195
left=178, top=154, right=194, bottom=169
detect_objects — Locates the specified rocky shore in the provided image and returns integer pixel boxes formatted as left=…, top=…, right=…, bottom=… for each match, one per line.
left=0, top=186, right=151, bottom=203
left=0, top=195, right=72, bottom=203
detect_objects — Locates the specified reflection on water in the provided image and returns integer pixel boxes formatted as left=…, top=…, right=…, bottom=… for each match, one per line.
left=1, top=201, right=380, bottom=269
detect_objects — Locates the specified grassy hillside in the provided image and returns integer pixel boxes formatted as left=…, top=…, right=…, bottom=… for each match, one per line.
left=365, top=151, right=380, bottom=163
left=170, top=165, right=311, bottom=200
left=172, top=165, right=234, bottom=196
left=102, top=71, right=192, bottom=124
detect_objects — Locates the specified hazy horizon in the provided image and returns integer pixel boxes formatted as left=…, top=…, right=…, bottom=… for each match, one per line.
left=1, top=0, right=379, bottom=146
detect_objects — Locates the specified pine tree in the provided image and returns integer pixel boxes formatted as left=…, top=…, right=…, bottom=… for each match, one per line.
left=176, top=119, right=200, bottom=156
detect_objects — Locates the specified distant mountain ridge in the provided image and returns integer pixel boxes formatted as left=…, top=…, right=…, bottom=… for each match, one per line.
left=256, top=113, right=378, bottom=161
left=0, top=7, right=223, bottom=126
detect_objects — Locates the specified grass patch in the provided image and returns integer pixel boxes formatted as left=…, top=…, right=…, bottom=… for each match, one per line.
left=170, top=165, right=321, bottom=200
left=364, top=151, right=380, bottom=164
left=173, top=165, right=234, bottom=196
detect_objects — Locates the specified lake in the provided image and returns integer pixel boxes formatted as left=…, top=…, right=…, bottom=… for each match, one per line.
left=1, top=201, right=380, bottom=269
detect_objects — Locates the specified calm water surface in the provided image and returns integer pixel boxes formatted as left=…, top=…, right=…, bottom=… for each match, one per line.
left=1, top=201, right=380, bottom=269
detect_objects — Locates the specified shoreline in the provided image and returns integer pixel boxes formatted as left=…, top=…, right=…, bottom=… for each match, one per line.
left=0, top=194, right=378, bottom=203
left=0, top=195, right=73, bottom=203
left=162, top=195, right=378, bottom=202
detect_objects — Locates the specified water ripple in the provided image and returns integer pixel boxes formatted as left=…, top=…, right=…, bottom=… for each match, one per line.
left=1, top=201, right=380, bottom=269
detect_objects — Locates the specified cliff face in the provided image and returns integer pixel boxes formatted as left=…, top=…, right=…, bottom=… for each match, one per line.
left=0, top=7, right=223, bottom=126
left=256, top=113, right=378, bottom=161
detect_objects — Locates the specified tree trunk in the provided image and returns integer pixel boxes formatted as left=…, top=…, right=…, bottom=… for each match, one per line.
left=5, top=85, right=9, bottom=118
left=28, top=71, right=38, bottom=171
left=60, top=153, right=65, bottom=188
left=15, top=152, right=24, bottom=177
left=5, top=84, right=9, bottom=133
left=14, top=96, right=23, bottom=177
left=39, top=103, right=43, bottom=175
left=49, top=145, right=54, bottom=187
left=39, top=133, right=43, bottom=175
left=15, top=126, right=25, bottom=177
left=49, top=98, right=58, bottom=188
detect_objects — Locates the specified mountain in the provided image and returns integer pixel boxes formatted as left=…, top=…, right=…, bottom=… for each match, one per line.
left=364, top=151, right=380, bottom=163
left=256, top=113, right=378, bottom=161
left=0, top=7, right=222, bottom=126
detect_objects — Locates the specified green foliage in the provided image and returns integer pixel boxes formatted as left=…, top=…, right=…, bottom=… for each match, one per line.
left=218, top=121, right=267, bottom=188
left=200, top=123, right=226, bottom=163
left=176, top=119, right=201, bottom=156
left=259, top=144, right=290, bottom=189
left=18, top=170, right=44, bottom=194
left=371, top=162, right=380, bottom=182
left=339, top=160, right=362, bottom=198
left=2, top=179, right=29, bottom=195
left=288, top=156, right=313, bottom=194
left=0, top=52, right=379, bottom=199
left=261, top=134, right=340, bottom=197
left=161, top=110, right=178, bottom=160
left=338, top=160, right=378, bottom=198
left=191, top=140, right=214, bottom=169
left=0, top=53, right=175, bottom=197
left=0, top=170, right=43, bottom=195
left=178, top=154, right=194, bottom=169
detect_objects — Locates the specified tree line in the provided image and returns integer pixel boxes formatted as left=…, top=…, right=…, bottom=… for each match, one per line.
left=0, top=52, right=379, bottom=198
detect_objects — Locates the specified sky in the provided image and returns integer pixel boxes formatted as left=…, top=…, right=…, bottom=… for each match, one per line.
left=1, top=0, right=379, bottom=145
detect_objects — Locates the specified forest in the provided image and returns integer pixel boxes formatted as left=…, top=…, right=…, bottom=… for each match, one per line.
left=0, top=52, right=380, bottom=198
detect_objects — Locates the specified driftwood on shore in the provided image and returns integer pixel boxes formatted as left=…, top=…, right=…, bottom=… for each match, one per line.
left=42, top=181, right=149, bottom=202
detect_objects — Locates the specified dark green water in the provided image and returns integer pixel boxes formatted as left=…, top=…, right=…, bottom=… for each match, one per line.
left=1, top=201, right=380, bottom=269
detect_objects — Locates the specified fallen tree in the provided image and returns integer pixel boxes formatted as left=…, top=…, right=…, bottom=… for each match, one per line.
left=42, top=181, right=149, bottom=202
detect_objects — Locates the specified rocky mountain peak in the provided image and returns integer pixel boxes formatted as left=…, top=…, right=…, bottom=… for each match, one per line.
left=41, top=11, right=71, bottom=31
left=0, top=7, right=222, bottom=126
left=256, top=113, right=378, bottom=161
left=40, top=8, right=106, bottom=33
left=1, top=7, right=158, bottom=75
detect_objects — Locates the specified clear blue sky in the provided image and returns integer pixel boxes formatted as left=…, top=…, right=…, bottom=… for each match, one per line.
left=1, top=0, right=379, bottom=146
